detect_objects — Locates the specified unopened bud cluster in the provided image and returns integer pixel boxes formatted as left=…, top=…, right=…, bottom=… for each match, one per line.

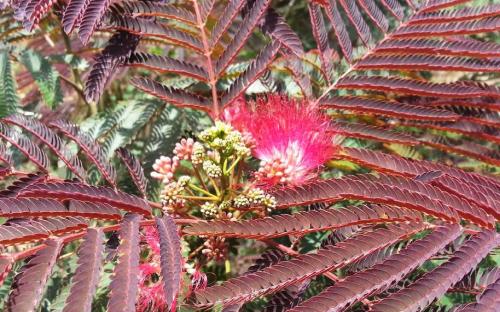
left=233, top=187, right=277, bottom=210
left=199, top=121, right=250, bottom=157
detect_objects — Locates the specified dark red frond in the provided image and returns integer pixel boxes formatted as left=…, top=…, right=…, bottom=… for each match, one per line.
left=356, top=54, right=500, bottom=72
left=324, top=0, right=352, bottom=62
left=334, top=121, right=419, bottom=145
left=0, top=255, right=13, bottom=287
left=156, top=214, right=182, bottom=309
left=0, top=217, right=87, bottom=245
left=393, top=17, right=500, bottom=38
left=410, top=4, right=500, bottom=25
left=68, top=200, right=122, bottom=220
left=419, top=134, right=500, bottom=166
left=7, top=237, right=63, bottom=311
left=336, top=76, right=500, bottom=98
left=17, top=182, right=151, bottom=216
left=215, top=0, right=271, bottom=75
left=209, top=0, right=246, bottom=48
left=116, top=148, right=147, bottom=198
left=198, top=0, right=216, bottom=21
left=48, top=120, right=116, bottom=186
left=107, top=214, right=141, bottom=312
left=289, top=224, right=462, bottom=312
left=432, top=174, right=500, bottom=220
left=271, top=175, right=469, bottom=225
left=110, top=1, right=196, bottom=25
left=127, top=53, right=209, bottom=81
left=63, top=228, right=104, bottom=312
left=0, top=198, right=68, bottom=218
left=247, top=249, right=287, bottom=273
left=191, top=223, right=425, bottom=308
left=78, top=0, right=111, bottom=44
left=0, top=173, right=46, bottom=197
left=357, top=0, right=389, bottom=32
left=370, top=229, right=500, bottom=312
left=84, top=31, right=140, bottom=103
left=0, top=143, right=13, bottom=167
left=319, top=96, right=459, bottom=121
left=379, top=0, right=405, bottom=20
left=308, top=2, right=335, bottom=82
left=23, top=0, right=56, bottom=31
left=109, top=16, right=203, bottom=52
left=338, top=0, right=372, bottom=46
left=454, top=275, right=500, bottom=312
left=62, top=0, right=91, bottom=34
left=420, top=0, right=473, bottom=13
left=374, top=38, right=500, bottom=58
left=221, top=41, right=281, bottom=107
left=2, top=115, right=86, bottom=179
left=184, top=204, right=421, bottom=238
left=260, top=9, right=304, bottom=57
left=131, top=77, right=210, bottom=111
left=0, top=123, right=49, bottom=171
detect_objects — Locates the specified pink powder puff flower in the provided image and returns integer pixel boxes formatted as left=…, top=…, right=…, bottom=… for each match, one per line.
left=174, top=138, right=195, bottom=160
left=151, top=156, right=179, bottom=183
left=224, top=94, right=337, bottom=187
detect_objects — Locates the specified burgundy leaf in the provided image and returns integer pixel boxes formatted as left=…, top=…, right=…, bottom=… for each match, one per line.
left=215, top=0, right=271, bottom=75
left=410, top=4, right=500, bottom=25
left=131, top=77, right=210, bottom=111
left=221, top=41, right=281, bottom=107
left=108, top=16, right=203, bottom=52
left=333, top=121, right=419, bottom=145
left=289, top=224, right=462, bottom=312
left=107, top=214, right=141, bottom=312
left=62, top=0, right=91, bottom=34
left=116, top=147, right=147, bottom=198
left=2, top=114, right=86, bottom=179
left=209, top=0, right=246, bottom=48
left=7, top=237, right=63, bottom=311
left=84, top=31, right=140, bottom=103
left=324, top=0, right=352, bottom=62
left=357, top=0, right=389, bottom=32
left=0, top=123, right=49, bottom=171
left=338, top=0, right=372, bottom=46
left=110, top=1, right=196, bottom=25
left=191, top=223, right=426, bottom=308
left=184, top=204, right=421, bottom=239
left=48, top=120, right=116, bottom=186
left=336, top=76, right=500, bottom=98
left=63, top=228, right=104, bottom=312
left=374, top=38, right=500, bottom=58
left=308, top=2, right=335, bottom=82
left=156, top=214, right=182, bottom=309
left=127, top=53, right=208, bottom=81
left=319, top=95, right=459, bottom=120
left=370, top=229, right=500, bottom=312
left=18, top=182, right=150, bottom=216
left=356, top=54, right=500, bottom=72
left=78, top=0, right=111, bottom=44
left=0, top=217, right=87, bottom=245
left=393, top=17, right=500, bottom=38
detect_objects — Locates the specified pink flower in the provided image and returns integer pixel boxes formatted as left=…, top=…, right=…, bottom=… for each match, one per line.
left=151, top=156, right=179, bottom=183
left=225, top=94, right=337, bottom=186
left=174, top=138, right=195, bottom=160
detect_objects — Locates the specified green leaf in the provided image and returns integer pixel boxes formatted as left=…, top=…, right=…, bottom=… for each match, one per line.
left=20, top=50, right=63, bottom=109
left=0, top=50, right=19, bottom=117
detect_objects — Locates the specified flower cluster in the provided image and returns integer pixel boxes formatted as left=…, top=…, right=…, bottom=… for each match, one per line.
left=225, top=94, right=337, bottom=187
left=151, top=121, right=276, bottom=219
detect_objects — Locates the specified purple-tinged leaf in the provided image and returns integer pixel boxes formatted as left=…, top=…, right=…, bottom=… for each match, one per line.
left=107, top=214, right=141, bottom=312
left=7, top=237, right=63, bottom=311
left=116, top=148, right=147, bottom=198
left=370, top=229, right=500, bottom=312
left=48, top=120, right=116, bottom=186
left=156, top=214, right=182, bottom=310
left=63, top=228, right=104, bottom=312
